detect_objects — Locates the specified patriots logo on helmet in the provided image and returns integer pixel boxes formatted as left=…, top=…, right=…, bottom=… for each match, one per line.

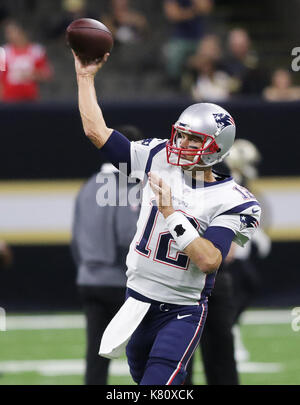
left=240, top=215, right=259, bottom=231
left=213, top=113, right=235, bottom=131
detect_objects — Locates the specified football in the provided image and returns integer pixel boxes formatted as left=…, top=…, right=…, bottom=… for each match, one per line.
left=66, top=18, right=113, bottom=64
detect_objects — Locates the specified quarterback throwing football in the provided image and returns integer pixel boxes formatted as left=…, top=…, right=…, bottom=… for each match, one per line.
left=73, top=52, right=261, bottom=385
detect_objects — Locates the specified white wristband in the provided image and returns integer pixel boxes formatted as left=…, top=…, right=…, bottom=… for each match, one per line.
left=165, top=212, right=199, bottom=251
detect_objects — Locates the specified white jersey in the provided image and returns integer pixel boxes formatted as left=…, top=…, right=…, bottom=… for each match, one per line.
left=126, top=138, right=261, bottom=305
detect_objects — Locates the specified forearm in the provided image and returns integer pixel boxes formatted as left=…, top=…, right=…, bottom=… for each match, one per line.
left=162, top=209, right=221, bottom=274
left=149, top=172, right=224, bottom=274
left=77, top=74, right=113, bottom=148
left=183, top=237, right=222, bottom=274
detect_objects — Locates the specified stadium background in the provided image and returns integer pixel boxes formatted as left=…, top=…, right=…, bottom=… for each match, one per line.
left=0, top=0, right=299, bottom=385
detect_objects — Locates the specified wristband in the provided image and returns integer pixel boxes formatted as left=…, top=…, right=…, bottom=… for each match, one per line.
left=165, top=212, right=199, bottom=251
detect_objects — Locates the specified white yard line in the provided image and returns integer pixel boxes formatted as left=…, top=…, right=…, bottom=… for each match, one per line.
left=0, top=359, right=283, bottom=376
left=0, top=359, right=129, bottom=376
left=4, top=309, right=294, bottom=330
left=6, top=315, right=85, bottom=330
left=241, top=310, right=295, bottom=325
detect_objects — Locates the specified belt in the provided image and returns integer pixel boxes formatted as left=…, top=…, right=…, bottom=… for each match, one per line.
left=126, top=288, right=201, bottom=311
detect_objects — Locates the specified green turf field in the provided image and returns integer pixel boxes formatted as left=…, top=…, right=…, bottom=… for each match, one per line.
left=0, top=310, right=299, bottom=385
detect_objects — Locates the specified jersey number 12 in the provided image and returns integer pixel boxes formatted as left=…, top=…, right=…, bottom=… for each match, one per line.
left=135, top=202, right=199, bottom=270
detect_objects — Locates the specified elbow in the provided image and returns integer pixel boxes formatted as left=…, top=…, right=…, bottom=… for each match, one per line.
left=84, top=130, right=103, bottom=149
left=84, top=129, right=97, bottom=139
left=84, top=127, right=112, bottom=149
left=196, top=252, right=222, bottom=274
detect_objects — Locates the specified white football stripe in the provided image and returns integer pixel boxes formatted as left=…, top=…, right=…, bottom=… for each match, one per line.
left=0, top=359, right=282, bottom=376
left=5, top=310, right=294, bottom=330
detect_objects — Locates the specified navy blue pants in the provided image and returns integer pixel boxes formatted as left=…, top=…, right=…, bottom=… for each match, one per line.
left=126, top=289, right=208, bottom=385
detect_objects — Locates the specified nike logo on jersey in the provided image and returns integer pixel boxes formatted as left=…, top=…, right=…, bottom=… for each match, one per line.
left=177, top=314, right=192, bottom=320
left=252, top=208, right=260, bottom=214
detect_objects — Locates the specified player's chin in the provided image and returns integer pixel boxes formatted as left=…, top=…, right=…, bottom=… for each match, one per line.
left=181, top=163, right=189, bottom=169
left=180, top=158, right=194, bottom=170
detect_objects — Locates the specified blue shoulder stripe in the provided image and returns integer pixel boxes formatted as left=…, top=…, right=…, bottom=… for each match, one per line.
left=218, top=201, right=260, bottom=216
left=145, top=141, right=167, bottom=174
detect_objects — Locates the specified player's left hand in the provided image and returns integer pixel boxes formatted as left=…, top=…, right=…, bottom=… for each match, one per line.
left=148, top=172, right=175, bottom=218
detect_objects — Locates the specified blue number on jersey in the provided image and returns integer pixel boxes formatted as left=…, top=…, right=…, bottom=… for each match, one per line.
left=135, top=202, right=198, bottom=270
left=233, top=185, right=255, bottom=200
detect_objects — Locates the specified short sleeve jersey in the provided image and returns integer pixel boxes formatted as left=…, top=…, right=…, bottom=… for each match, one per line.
left=125, top=138, right=261, bottom=305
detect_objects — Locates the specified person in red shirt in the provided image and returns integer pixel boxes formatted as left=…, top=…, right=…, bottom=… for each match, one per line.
left=0, top=20, right=53, bottom=102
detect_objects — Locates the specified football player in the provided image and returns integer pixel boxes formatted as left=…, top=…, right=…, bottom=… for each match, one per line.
left=72, top=52, right=261, bottom=385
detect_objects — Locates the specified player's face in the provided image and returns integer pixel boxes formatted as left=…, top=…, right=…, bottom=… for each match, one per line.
left=177, top=132, right=205, bottom=162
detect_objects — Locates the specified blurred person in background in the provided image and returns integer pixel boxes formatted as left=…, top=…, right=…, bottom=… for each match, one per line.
left=0, top=19, right=52, bottom=102
left=185, top=256, right=239, bottom=385
left=71, top=125, right=142, bottom=385
left=263, top=68, right=300, bottom=101
left=224, top=139, right=271, bottom=362
left=45, top=0, right=97, bottom=41
left=186, top=34, right=233, bottom=101
left=163, top=0, right=214, bottom=88
left=186, top=139, right=270, bottom=384
left=102, top=0, right=148, bottom=46
left=184, top=132, right=240, bottom=384
left=0, top=240, right=13, bottom=270
left=224, top=28, right=267, bottom=96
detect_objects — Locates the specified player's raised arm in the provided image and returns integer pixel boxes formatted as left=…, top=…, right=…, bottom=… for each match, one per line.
left=73, top=51, right=113, bottom=149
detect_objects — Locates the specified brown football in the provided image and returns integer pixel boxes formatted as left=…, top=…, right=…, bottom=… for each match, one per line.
left=66, top=18, right=113, bottom=64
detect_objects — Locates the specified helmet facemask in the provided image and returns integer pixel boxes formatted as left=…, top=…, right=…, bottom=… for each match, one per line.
left=166, top=125, right=220, bottom=170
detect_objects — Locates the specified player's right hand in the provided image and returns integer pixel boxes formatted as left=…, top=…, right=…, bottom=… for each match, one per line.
left=72, top=50, right=110, bottom=77
left=148, top=172, right=175, bottom=219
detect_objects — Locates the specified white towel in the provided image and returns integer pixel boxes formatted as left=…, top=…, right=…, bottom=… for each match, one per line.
left=99, top=297, right=151, bottom=359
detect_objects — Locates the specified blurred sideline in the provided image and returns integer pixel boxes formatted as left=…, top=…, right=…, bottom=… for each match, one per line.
left=5, top=309, right=295, bottom=330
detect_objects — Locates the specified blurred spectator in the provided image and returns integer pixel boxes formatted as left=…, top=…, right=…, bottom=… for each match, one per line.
left=186, top=139, right=271, bottom=384
left=163, top=0, right=214, bottom=86
left=102, top=0, right=148, bottom=45
left=187, top=34, right=233, bottom=101
left=263, top=68, right=300, bottom=101
left=71, top=125, right=142, bottom=385
left=224, top=139, right=271, bottom=362
left=185, top=259, right=239, bottom=385
left=0, top=20, right=52, bottom=102
left=225, top=139, right=261, bottom=184
left=224, top=28, right=267, bottom=96
left=45, top=0, right=97, bottom=41
left=0, top=241, right=13, bottom=270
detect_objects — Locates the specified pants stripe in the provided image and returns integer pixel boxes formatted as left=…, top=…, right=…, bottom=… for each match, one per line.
left=166, top=303, right=206, bottom=385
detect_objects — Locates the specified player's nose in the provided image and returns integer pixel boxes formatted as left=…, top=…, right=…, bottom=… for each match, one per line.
left=180, top=136, right=189, bottom=148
